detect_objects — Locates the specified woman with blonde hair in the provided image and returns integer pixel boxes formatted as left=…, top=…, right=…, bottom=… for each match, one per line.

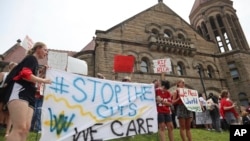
left=4, top=42, right=51, bottom=141
left=172, top=79, right=193, bottom=141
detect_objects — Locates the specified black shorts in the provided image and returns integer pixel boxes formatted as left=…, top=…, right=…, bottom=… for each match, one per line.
left=158, top=113, right=172, bottom=123
left=8, top=82, right=36, bottom=108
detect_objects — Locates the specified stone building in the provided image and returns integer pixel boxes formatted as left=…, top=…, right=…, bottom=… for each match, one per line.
left=77, top=0, right=250, bottom=106
left=1, top=0, right=249, bottom=106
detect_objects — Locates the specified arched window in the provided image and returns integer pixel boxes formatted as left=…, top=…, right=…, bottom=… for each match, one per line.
left=163, top=29, right=172, bottom=38
left=177, top=62, right=185, bottom=76
left=238, top=93, right=249, bottom=107
left=197, top=26, right=202, bottom=35
left=152, top=28, right=159, bottom=36
left=140, top=58, right=149, bottom=73
left=177, top=33, right=185, bottom=41
left=207, top=65, right=214, bottom=78
left=197, top=64, right=205, bottom=78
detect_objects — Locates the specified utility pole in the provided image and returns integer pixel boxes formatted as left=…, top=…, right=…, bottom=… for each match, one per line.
left=196, top=64, right=208, bottom=99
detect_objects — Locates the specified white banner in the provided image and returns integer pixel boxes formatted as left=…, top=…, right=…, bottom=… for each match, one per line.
left=48, top=51, right=68, bottom=71
left=153, top=58, right=172, bottom=73
left=178, top=88, right=202, bottom=112
left=40, top=69, right=158, bottom=141
left=67, top=56, right=88, bottom=75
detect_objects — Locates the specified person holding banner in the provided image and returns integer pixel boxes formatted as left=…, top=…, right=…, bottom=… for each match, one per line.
left=4, top=42, right=51, bottom=141
left=156, top=80, right=174, bottom=141
left=172, top=79, right=193, bottom=141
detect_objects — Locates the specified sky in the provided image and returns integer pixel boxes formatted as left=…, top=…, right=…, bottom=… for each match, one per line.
left=0, top=0, right=249, bottom=54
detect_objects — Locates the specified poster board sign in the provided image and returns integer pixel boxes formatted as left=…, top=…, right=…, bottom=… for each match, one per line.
left=195, top=111, right=212, bottom=125
left=48, top=51, right=68, bottom=70
left=113, top=55, right=134, bottom=73
left=22, top=35, right=34, bottom=50
left=178, top=88, right=202, bottom=112
left=40, top=69, right=158, bottom=141
left=67, top=56, right=88, bottom=75
left=153, top=58, right=172, bottom=73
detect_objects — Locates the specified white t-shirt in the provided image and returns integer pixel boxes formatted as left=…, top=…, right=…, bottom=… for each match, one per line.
left=199, top=97, right=207, bottom=106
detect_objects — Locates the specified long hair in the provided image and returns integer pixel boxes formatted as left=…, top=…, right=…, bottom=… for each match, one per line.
left=26, top=42, right=46, bottom=55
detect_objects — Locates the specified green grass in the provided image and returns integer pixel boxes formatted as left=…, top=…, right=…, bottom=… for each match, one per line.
left=0, top=128, right=229, bottom=141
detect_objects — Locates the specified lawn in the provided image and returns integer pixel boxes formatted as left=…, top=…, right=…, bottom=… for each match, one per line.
left=0, top=128, right=229, bottom=141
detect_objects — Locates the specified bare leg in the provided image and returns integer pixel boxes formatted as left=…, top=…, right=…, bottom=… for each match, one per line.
left=6, top=100, right=34, bottom=141
left=158, top=122, right=166, bottom=141
left=179, top=118, right=186, bottom=141
left=166, top=122, right=174, bottom=141
left=185, top=118, right=193, bottom=141
left=5, top=112, right=12, bottom=137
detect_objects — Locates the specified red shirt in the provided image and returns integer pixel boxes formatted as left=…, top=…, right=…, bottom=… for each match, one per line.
left=220, top=98, right=239, bottom=118
left=156, top=89, right=172, bottom=114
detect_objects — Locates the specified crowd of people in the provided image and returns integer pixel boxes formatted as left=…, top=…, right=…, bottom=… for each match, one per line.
left=0, top=42, right=249, bottom=141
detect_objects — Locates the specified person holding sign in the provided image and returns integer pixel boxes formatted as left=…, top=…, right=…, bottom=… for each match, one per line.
left=4, top=42, right=51, bottom=141
left=172, top=79, right=193, bottom=141
left=156, top=80, right=174, bottom=141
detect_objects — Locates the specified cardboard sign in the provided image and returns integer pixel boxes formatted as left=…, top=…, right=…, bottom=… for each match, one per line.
left=178, top=88, right=202, bottom=112
left=48, top=51, right=68, bottom=71
left=113, top=55, right=134, bottom=73
left=153, top=58, right=172, bottom=73
left=195, top=111, right=212, bottom=125
left=67, top=56, right=88, bottom=75
left=22, top=35, right=34, bottom=50
left=40, top=69, right=158, bottom=141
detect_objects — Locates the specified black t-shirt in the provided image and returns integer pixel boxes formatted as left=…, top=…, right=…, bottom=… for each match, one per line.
left=2, top=55, right=39, bottom=103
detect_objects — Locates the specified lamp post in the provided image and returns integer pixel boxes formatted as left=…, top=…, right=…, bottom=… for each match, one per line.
left=196, top=64, right=208, bottom=99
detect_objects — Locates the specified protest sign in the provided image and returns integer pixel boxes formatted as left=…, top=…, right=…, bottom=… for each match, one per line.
left=48, top=51, right=68, bottom=71
left=178, top=88, right=202, bottom=112
left=67, top=56, right=88, bottom=75
left=113, top=55, right=134, bottom=73
left=22, top=35, right=34, bottom=50
left=195, top=111, right=212, bottom=125
left=153, top=58, right=172, bottom=73
left=40, top=69, right=158, bottom=141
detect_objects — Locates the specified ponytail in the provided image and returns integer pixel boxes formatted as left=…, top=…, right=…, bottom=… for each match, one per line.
left=27, top=42, right=46, bottom=55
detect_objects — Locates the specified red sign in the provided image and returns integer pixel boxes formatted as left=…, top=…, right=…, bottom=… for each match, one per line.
left=113, top=55, right=134, bottom=73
